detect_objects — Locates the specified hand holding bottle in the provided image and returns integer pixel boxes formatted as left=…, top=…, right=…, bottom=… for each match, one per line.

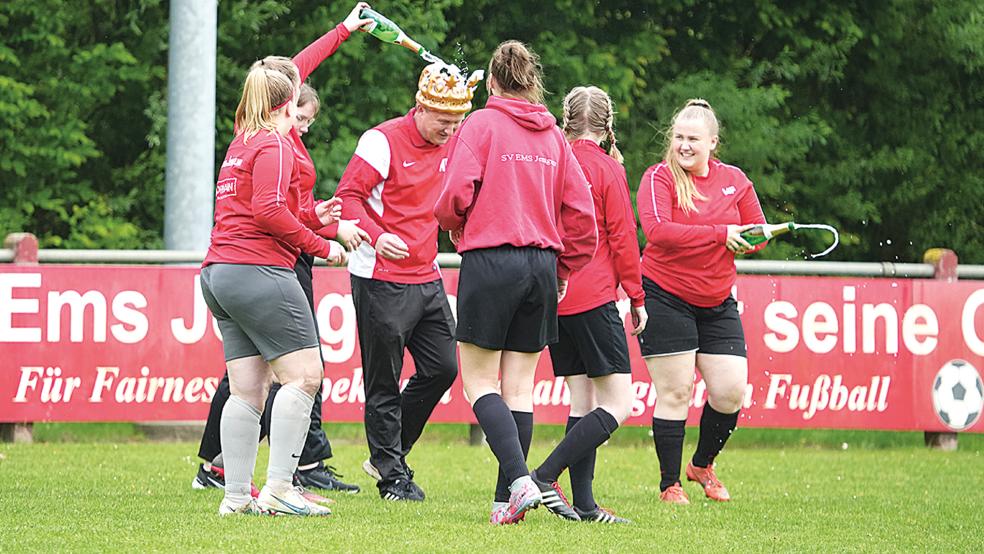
left=725, top=224, right=756, bottom=254
left=343, top=2, right=373, bottom=33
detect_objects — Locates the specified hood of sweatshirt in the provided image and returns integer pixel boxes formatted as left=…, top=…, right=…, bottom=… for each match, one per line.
left=485, top=95, right=556, bottom=131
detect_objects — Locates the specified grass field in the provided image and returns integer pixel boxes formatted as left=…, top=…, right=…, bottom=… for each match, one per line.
left=1, top=424, right=982, bottom=552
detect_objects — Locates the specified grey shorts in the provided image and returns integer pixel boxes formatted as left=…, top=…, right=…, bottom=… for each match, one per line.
left=200, top=263, right=319, bottom=362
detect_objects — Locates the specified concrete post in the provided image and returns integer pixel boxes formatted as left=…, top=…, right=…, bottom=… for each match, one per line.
left=924, top=248, right=959, bottom=451
left=1, top=233, right=38, bottom=443
left=164, top=0, right=217, bottom=251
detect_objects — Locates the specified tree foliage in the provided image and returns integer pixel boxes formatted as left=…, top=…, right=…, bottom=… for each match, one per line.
left=1, top=0, right=981, bottom=262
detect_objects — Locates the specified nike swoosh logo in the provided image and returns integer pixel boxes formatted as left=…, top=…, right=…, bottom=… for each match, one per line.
left=402, top=160, right=416, bottom=167
left=291, top=453, right=300, bottom=459
left=270, top=494, right=310, bottom=515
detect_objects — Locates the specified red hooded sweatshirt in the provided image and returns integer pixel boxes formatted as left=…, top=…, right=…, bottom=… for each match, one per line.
left=434, top=96, right=597, bottom=279
left=559, top=140, right=645, bottom=316
left=637, top=159, right=765, bottom=307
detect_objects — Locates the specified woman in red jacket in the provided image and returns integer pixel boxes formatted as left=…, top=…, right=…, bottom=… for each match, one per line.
left=193, top=5, right=372, bottom=502
left=201, top=64, right=344, bottom=517
left=533, top=86, right=647, bottom=524
left=435, top=40, right=597, bottom=525
left=636, top=99, right=764, bottom=505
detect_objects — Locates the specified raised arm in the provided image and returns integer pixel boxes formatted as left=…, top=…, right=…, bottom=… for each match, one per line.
left=291, top=2, right=371, bottom=81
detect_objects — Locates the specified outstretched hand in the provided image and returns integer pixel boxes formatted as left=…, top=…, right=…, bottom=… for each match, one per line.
left=343, top=2, right=374, bottom=33
left=336, top=219, right=371, bottom=251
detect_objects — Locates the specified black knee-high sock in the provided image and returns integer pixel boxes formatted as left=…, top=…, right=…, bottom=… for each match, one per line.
left=566, top=416, right=598, bottom=511
left=692, top=405, right=740, bottom=468
left=493, top=411, right=533, bottom=502
left=472, top=394, right=528, bottom=484
left=536, top=408, right=618, bottom=483
left=652, top=417, right=686, bottom=491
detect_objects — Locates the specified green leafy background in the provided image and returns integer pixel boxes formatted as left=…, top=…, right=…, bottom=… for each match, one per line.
left=2, top=0, right=981, bottom=262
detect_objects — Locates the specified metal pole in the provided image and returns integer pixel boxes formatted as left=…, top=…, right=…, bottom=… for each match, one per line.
left=164, top=0, right=217, bottom=251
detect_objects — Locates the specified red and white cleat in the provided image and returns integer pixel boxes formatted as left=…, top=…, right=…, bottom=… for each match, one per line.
left=686, top=462, right=731, bottom=501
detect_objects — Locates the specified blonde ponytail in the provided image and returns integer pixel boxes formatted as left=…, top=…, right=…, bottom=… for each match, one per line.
left=562, top=85, right=624, bottom=164
left=234, top=67, right=295, bottom=143
left=663, top=98, right=719, bottom=214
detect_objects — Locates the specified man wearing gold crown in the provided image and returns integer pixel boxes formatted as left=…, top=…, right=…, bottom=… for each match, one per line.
left=335, top=62, right=480, bottom=502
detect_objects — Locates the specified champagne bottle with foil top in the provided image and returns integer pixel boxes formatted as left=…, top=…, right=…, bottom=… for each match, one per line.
left=360, top=7, right=438, bottom=63
left=740, top=222, right=796, bottom=246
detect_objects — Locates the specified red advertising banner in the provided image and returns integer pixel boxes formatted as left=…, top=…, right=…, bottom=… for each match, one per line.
left=2, top=265, right=983, bottom=432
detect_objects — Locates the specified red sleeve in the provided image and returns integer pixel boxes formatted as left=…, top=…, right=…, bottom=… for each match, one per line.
left=638, top=165, right=726, bottom=249
left=335, top=155, right=387, bottom=243
left=251, top=137, right=332, bottom=258
left=434, top=133, right=484, bottom=231
left=315, top=222, right=339, bottom=239
left=292, top=24, right=350, bottom=82
left=556, top=145, right=598, bottom=280
left=602, top=165, right=645, bottom=306
left=738, top=176, right=768, bottom=254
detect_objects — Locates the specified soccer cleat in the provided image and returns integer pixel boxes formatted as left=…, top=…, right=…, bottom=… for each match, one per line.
left=218, top=498, right=271, bottom=516
left=193, top=463, right=224, bottom=490
left=291, top=474, right=335, bottom=506
left=529, top=470, right=580, bottom=521
left=362, top=459, right=382, bottom=482
left=496, top=477, right=541, bottom=524
left=574, top=505, right=631, bottom=524
left=193, top=464, right=259, bottom=498
left=686, top=462, right=731, bottom=501
left=258, top=484, right=332, bottom=516
left=378, top=478, right=425, bottom=502
left=490, top=502, right=526, bottom=525
left=296, top=461, right=361, bottom=494
left=659, top=482, right=690, bottom=505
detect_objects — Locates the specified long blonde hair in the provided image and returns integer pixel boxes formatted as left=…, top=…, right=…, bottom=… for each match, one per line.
left=562, top=86, right=623, bottom=164
left=233, top=66, right=295, bottom=143
left=664, top=98, right=719, bottom=214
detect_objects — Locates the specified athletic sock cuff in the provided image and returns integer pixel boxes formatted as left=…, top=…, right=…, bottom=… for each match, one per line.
left=591, top=408, right=619, bottom=436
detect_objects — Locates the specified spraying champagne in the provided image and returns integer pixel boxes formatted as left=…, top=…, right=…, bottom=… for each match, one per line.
left=360, top=7, right=442, bottom=64
left=740, top=222, right=840, bottom=258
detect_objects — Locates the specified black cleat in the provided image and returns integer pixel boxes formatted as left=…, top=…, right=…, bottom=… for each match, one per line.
left=574, top=505, right=631, bottom=524
left=192, top=463, right=224, bottom=490
left=295, top=461, right=361, bottom=494
left=378, top=478, right=425, bottom=502
left=530, top=470, right=581, bottom=521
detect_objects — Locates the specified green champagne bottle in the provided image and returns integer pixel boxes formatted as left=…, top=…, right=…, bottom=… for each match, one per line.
left=360, top=8, right=438, bottom=63
left=740, top=222, right=796, bottom=245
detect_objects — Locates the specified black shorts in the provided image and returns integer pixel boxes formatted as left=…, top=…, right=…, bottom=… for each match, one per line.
left=637, top=277, right=747, bottom=358
left=456, top=246, right=558, bottom=353
left=549, top=302, right=631, bottom=378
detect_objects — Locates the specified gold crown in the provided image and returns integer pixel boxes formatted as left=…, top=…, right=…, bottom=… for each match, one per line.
left=416, top=63, right=484, bottom=114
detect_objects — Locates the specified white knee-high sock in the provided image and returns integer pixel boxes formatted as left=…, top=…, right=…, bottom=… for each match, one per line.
left=267, top=384, right=315, bottom=487
left=220, top=394, right=262, bottom=505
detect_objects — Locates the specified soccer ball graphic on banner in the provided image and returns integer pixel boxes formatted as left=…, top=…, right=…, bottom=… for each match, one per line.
left=932, top=359, right=984, bottom=431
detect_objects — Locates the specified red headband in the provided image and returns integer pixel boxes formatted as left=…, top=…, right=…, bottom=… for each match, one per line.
left=272, top=97, right=290, bottom=112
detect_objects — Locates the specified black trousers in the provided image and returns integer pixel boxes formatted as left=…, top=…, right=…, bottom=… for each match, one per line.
left=350, top=275, right=458, bottom=482
left=197, top=254, right=332, bottom=466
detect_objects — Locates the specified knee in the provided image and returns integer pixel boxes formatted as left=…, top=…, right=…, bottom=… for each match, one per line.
left=282, top=367, right=323, bottom=398
left=708, top=387, right=745, bottom=414
left=659, top=383, right=694, bottom=410
left=437, top=361, right=459, bottom=389
left=598, top=399, right=632, bottom=425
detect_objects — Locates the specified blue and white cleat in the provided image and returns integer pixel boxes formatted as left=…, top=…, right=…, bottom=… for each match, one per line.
left=258, top=484, right=331, bottom=517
